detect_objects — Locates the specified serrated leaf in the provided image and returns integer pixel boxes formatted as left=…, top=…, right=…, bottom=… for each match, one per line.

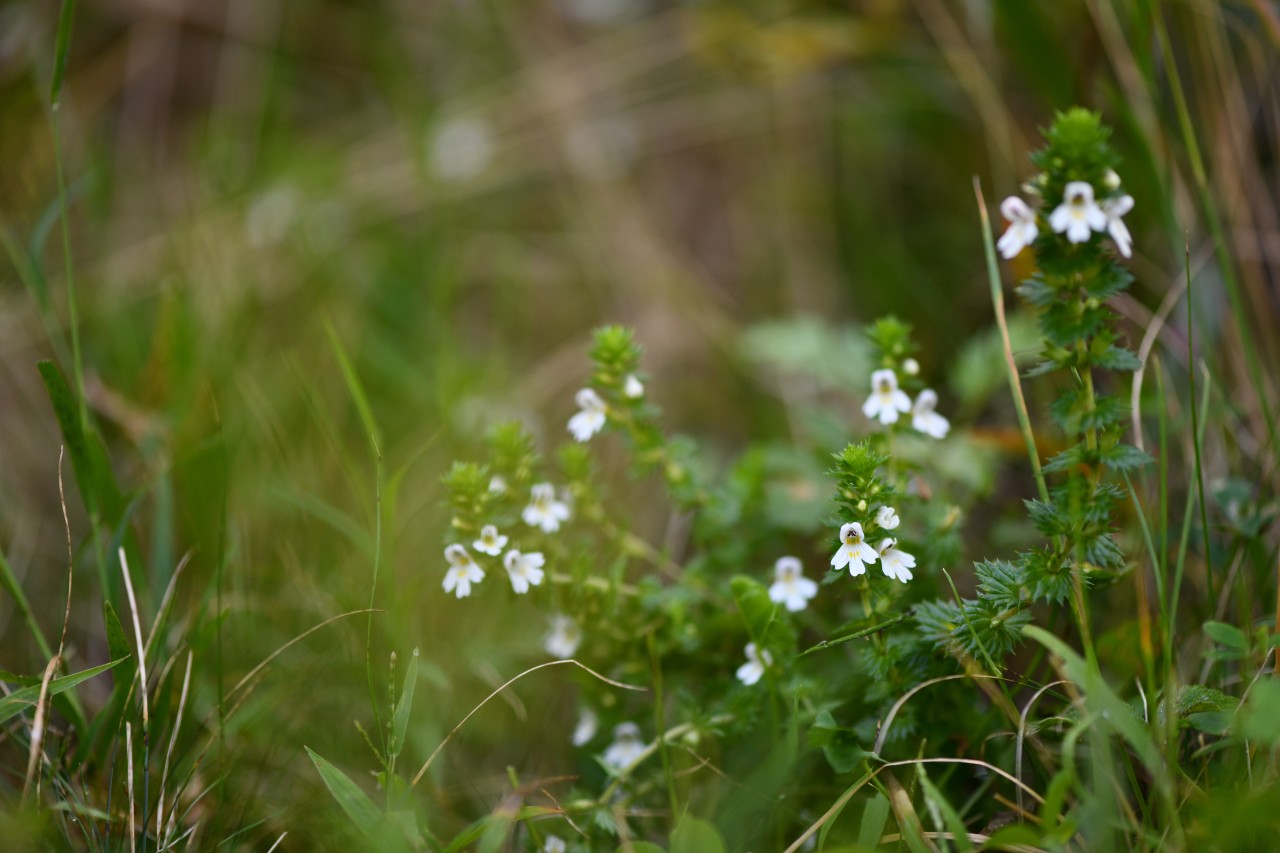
left=1101, top=443, right=1151, bottom=472
left=305, top=747, right=381, bottom=839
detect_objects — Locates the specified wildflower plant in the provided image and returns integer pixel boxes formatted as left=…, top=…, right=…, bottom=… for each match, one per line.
left=919, top=108, right=1147, bottom=663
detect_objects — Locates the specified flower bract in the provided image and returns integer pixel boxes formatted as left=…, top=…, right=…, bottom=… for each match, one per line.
left=473, top=524, right=508, bottom=556
left=523, top=482, right=572, bottom=532
left=1049, top=181, right=1106, bottom=243
left=911, top=389, right=951, bottom=439
left=568, top=388, right=607, bottom=442
left=442, top=544, right=485, bottom=598
left=769, top=556, right=818, bottom=612
left=997, top=196, right=1038, bottom=259
left=831, top=522, right=878, bottom=575
left=877, top=538, right=916, bottom=583
left=863, top=369, right=912, bottom=426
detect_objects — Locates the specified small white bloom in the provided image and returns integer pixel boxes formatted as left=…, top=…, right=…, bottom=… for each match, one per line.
left=624, top=373, right=645, bottom=399
left=735, top=642, right=773, bottom=686
left=1103, top=168, right=1121, bottom=190
left=567, top=388, right=607, bottom=442
left=545, top=615, right=582, bottom=658
left=503, top=549, right=546, bottom=594
left=488, top=475, right=507, bottom=494
left=768, top=556, right=818, bottom=612
left=572, top=707, right=599, bottom=746
left=472, top=524, right=508, bottom=556
left=877, top=538, right=916, bottom=583
left=911, top=389, right=951, bottom=439
left=603, top=722, right=646, bottom=769
left=997, top=196, right=1039, bottom=259
left=442, top=544, right=485, bottom=599
left=523, top=483, right=571, bottom=532
left=876, top=505, right=900, bottom=531
left=902, top=358, right=920, bottom=376
left=1049, top=181, right=1106, bottom=244
left=830, top=522, right=878, bottom=576
left=862, top=369, right=912, bottom=426
left=544, top=837, right=567, bottom=853
left=429, top=116, right=494, bottom=181
left=1102, top=194, right=1135, bottom=258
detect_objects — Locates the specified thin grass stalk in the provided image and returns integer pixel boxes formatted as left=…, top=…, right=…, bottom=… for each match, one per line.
left=1184, top=237, right=1216, bottom=617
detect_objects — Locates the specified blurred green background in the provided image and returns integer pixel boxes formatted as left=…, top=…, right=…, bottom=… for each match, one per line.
left=2, top=0, right=1278, bottom=848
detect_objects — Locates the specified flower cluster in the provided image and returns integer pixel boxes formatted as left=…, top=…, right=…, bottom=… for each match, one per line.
left=863, top=368, right=950, bottom=439
left=999, top=171, right=1134, bottom=260
left=829, top=504, right=915, bottom=584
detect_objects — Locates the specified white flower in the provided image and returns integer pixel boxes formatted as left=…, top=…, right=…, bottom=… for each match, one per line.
left=902, top=358, right=920, bottom=376
left=544, top=837, right=567, bottom=853
left=472, top=524, right=508, bottom=556
left=624, top=373, right=645, bottom=399
left=545, top=614, right=582, bottom=658
left=911, top=389, right=951, bottom=439
left=735, top=643, right=773, bottom=686
left=603, top=722, right=646, bottom=769
left=572, top=707, right=599, bottom=746
left=1049, top=181, right=1106, bottom=244
left=503, top=549, right=546, bottom=594
left=997, top=196, right=1039, bottom=259
left=862, top=369, right=912, bottom=426
left=1102, top=168, right=1121, bottom=190
left=488, top=475, right=507, bottom=494
left=876, top=505, right=900, bottom=531
left=877, top=538, right=916, bottom=583
left=567, top=388, right=607, bottom=442
left=1102, top=194, right=1134, bottom=258
left=830, top=522, right=878, bottom=576
left=768, top=556, right=818, bottom=612
left=523, top=483, right=571, bottom=532
left=442, top=544, right=485, bottom=599
left=429, top=116, right=494, bottom=181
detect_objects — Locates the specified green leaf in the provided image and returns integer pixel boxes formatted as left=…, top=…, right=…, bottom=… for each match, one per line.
left=0, top=657, right=128, bottom=725
left=103, top=601, right=132, bottom=665
left=1203, top=621, right=1249, bottom=652
left=1237, top=680, right=1280, bottom=745
left=38, top=360, right=122, bottom=521
left=671, top=814, right=725, bottom=853
left=390, top=648, right=419, bottom=759
left=621, top=844, right=666, bottom=853
left=809, top=711, right=874, bottom=774
left=917, top=770, right=973, bottom=851
left=855, top=793, right=891, bottom=850
left=730, top=575, right=794, bottom=654
left=305, top=746, right=381, bottom=839
left=1101, top=443, right=1151, bottom=472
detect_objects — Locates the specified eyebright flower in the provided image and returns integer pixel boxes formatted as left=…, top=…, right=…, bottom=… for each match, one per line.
left=472, top=524, right=508, bottom=556
left=877, top=538, right=916, bottom=583
left=544, top=837, right=567, bottom=853
left=523, top=483, right=571, bottom=532
left=603, top=722, right=646, bottom=769
left=624, top=373, right=645, bottom=398
left=768, top=556, right=818, bottom=612
left=1103, top=168, right=1121, bottom=190
left=863, top=369, right=912, bottom=426
left=572, top=707, right=599, bottom=746
left=902, top=358, right=920, bottom=376
left=831, top=522, right=878, bottom=575
left=503, top=549, right=546, bottom=594
left=545, top=614, right=582, bottom=658
left=442, top=544, right=485, bottom=599
left=735, top=643, right=773, bottom=686
left=1050, top=181, right=1106, bottom=244
left=488, top=475, right=507, bottom=494
left=876, top=505, right=900, bottom=531
left=568, top=388, right=607, bottom=442
left=911, top=389, right=951, bottom=439
left=997, top=196, right=1039, bottom=259
left=1102, top=194, right=1134, bottom=258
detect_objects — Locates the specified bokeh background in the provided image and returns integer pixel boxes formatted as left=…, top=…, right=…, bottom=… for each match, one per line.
left=2, top=0, right=1278, bottom=847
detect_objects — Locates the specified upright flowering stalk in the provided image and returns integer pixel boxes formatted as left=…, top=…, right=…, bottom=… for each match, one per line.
left=919, top=109, right=1146, bottom=661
